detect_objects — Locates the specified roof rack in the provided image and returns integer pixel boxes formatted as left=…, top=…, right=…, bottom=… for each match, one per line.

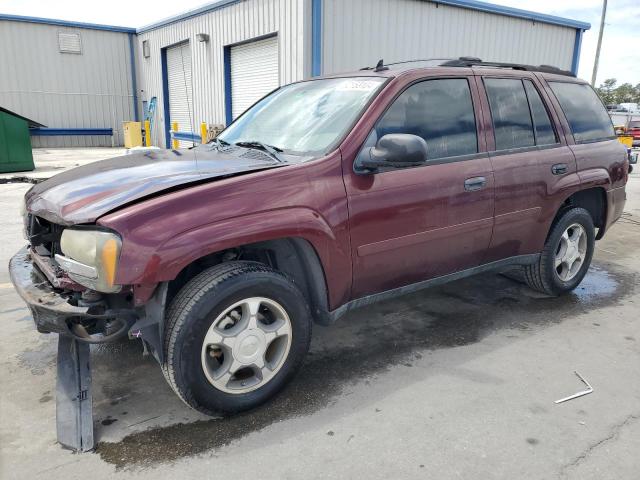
left=360, top=57, right=575, bottom=77
left=440, top=57, right=575, bottom=77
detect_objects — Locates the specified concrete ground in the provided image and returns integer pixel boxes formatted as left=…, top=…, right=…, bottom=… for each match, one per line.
left=0, top=159, right=638, bottom=479
left=0, top=148, right=127, bottom=182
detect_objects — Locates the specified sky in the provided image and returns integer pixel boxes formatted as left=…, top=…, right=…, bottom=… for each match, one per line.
left=1, top=0, right=638, bottom=86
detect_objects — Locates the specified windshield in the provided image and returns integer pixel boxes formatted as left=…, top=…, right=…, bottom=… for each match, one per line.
left=629, top=121, right=640, bottom=128
left=218, top=77, right=386, bottom=155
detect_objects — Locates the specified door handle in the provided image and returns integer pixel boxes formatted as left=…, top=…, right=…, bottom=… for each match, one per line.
left=551, top=163, right=568, bottom=175
left=464, top=176, right=486, bottom=192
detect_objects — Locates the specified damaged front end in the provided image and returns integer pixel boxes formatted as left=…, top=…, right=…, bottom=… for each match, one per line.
left=9, top=215, right=161, bottom=453
left=10, top=213, right=141, bottom=343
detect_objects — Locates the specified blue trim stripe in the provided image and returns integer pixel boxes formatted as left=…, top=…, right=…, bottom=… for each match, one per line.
left=0, top=14, right=135, bottom=33
left=30, top=128, right=113, bottom=136
left=431, top=0, right=590, bottom=30
left=161, top=48, right=172, bottom=148
left=571, top=29, right=584, bottom=75
left=137, top=0, right=240, bottom=33
left=311, top=0, right=322, bottom=77
left=224, top=46, right=233, bottom=126
left=128, top=34, right=139, bottom=121
left=171, top=131, right=201, bottom=142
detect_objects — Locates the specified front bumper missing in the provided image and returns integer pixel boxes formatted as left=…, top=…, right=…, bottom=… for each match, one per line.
left=9, top=247, right=95, bottom=451
left=9, top=247, right=92, bottom=334
left=9, top=247, right=136, bottom=341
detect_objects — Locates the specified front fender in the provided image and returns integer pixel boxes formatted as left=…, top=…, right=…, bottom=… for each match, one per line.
left=122, top=207, right=352, bottom=309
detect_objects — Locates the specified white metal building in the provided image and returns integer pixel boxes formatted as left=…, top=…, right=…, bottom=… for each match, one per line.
left=0, top=15, right=137, bottom=147
left=0, top=0, right=591, bottom=148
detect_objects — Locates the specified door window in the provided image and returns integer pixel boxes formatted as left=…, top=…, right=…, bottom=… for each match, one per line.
left=549, top=82, right=615, bottom=143
left=523, top=80, right=558, bottom=146
left=375, top=78, right=478, bottom=160
left=484, top=78, right=535, bottom=150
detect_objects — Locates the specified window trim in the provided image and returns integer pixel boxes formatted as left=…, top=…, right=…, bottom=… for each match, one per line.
left=547, top=80, right=617, bottom=145
left=522, top=79, right=560, bottom=147
left=482, top=76, right=561, bottom=153
left=354, top=76, right=482, bottom=173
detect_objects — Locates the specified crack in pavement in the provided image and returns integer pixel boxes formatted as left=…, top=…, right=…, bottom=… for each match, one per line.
left=559, top=413, right=640, bottom=478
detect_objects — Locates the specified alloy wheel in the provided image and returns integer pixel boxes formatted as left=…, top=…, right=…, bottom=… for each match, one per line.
left=200, top=297, right=292, bottom=394
left=554, top=223, right=587, bottom=282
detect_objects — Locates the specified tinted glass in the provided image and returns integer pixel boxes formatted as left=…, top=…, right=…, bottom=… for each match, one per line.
left=549, top=82, right=615, bottom=143
left=484, top=78, right=535, bottom=150
left=375, top=79, right=477, bottom=160
left=523, top=80, right=557, bottom=145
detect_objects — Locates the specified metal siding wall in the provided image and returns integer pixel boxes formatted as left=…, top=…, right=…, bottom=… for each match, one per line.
left=137, top=0, right=308, bottom=148
left=322, top=0, right=576, bottom=75
left=0, top=20, right=134, bottom=147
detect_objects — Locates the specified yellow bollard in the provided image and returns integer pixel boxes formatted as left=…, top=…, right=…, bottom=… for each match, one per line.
left=144, top=120, right=151, bottom=147
left=171, top=122, right=179, bottom=149
left=200, top=122, right=208, bottom=144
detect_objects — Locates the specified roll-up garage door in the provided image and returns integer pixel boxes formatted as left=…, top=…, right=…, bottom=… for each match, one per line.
left=167, top=42, right=193, bottom=147
left=230, top=36, right=279, bottom=120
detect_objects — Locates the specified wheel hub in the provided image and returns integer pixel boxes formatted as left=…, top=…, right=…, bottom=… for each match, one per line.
left=200, top=297, right=293, bottom=394
left=233, top=329, right=267, bottom=364
left=554, top=223, right=587, bottom=282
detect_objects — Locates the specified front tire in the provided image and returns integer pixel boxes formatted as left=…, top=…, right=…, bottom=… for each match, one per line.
left=162, top=261, right=311, bottom=415
left=524, top=207, right=595, bottom=296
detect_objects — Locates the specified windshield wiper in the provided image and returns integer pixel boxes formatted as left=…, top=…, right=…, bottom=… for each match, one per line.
left=235, top=141, right=285, bottom=163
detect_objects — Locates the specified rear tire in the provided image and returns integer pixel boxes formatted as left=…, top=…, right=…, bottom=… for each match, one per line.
left=162, top=261, right=311, bottom=415
left=524, top=207, right=595, bottom=296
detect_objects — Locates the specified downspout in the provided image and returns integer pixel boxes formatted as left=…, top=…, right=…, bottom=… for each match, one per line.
left=128, top=33, right=139, bottom=121
left=311, top=0, right=322, bottom=77
left=571, top=28, right=583, bottom=76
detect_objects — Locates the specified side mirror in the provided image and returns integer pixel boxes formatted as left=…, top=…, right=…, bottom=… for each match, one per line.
left=358, top=134, right=428, bottom=171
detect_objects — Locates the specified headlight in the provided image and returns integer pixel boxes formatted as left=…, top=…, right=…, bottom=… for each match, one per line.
left=57, top=229, right=122, bottom=293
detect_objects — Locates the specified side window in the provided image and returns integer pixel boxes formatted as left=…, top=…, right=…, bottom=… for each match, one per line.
left=484, top=78, right=534, bottom=150
left=523, top=80, right=558, bottom=146
left=375, top=78, right=477, bottom=160
left=549, top=82, right=615, bottom=143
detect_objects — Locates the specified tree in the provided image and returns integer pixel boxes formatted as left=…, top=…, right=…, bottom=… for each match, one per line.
left=594, top=79, right=640, bottom=106
left=614, top=83, right=636, bottom=104
left=595, top=78, right=617, bottom=105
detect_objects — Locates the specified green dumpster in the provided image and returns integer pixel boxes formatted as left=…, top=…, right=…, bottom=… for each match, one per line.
left=0, top=107, right=43, bottom=173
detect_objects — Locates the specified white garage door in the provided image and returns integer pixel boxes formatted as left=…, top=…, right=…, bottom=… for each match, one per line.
left=167, top=42, right=193, bottom=147
left=230, top=36, right=279, bottom=120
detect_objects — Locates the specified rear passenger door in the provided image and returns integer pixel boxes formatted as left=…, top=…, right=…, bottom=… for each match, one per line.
left=477, top=75, right=577, bottom=262
left=344, top=76, right=494, bottom=299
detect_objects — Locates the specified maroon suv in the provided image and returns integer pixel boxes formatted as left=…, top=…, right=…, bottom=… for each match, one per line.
left=10, top=58, right=629, bottom=415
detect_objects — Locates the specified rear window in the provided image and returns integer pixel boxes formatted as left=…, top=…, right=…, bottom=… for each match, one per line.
left=629, top=121, right=640, bottom=128
left=549, top=82, right=615, bottom=143
left=484, top=78, right=535, bottom=150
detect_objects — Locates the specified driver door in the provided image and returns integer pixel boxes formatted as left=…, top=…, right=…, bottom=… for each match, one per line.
left=343, top=76, right=495, bottom=299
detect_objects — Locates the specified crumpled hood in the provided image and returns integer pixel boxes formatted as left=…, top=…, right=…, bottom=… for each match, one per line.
left=25, top=146, right=292, bottom=225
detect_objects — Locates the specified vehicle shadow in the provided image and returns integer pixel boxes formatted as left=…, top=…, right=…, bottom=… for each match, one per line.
left=94, top=262, right=636, bottom=469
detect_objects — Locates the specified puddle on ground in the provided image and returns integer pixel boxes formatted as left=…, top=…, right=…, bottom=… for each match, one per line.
left=15, top=337, right=57, bottom=375
left=73, top=263, right=639, bottom=468
left=572, top=266, right=618, bottom=301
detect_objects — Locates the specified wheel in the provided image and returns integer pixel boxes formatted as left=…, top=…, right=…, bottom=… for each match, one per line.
left=524, top=207, right=595, bottom=296
left=162, top=261, right=311, bottom=415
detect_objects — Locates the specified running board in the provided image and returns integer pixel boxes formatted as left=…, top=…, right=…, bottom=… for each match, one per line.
left=56, top=335, right=94, bottom=452
left=329, top=253, right=540, bottom=321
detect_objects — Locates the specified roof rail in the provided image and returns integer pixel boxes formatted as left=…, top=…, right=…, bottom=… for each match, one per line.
left=440, top=57, right=575, bottom=77
left=360, top=57, right=575, bottom=77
